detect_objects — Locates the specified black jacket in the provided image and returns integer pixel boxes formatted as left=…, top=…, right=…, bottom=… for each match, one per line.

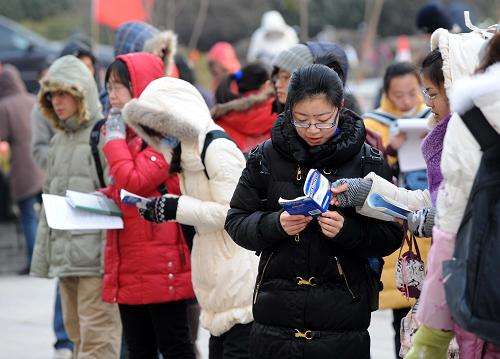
left=225, top=109, right=404, bottom=359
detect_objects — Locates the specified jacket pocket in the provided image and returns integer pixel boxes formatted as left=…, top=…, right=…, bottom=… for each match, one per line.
left=68, top=230, right=102, bottom=269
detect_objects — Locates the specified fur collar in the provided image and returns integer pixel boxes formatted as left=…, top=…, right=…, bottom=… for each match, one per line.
left=143, top=30, right=177, bottom=76
left=211, top=87, right=275, bottom=119
left=450, top=63, right=500, bottom=115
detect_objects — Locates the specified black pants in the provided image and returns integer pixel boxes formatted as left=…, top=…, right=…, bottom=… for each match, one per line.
left=209, top=322, right=252, bottom=359
left=119, top=300, right=195, bottom=359
left=392, top=307, right=410, bottom=358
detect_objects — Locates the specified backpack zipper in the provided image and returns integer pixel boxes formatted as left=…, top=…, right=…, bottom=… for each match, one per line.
left=253, top=252, right=274, bottom=304
left=334, top=256, right=358, bottom=301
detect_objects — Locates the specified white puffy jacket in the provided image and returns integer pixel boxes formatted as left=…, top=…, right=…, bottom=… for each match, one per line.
left=123, top=77, right=258, bottom=336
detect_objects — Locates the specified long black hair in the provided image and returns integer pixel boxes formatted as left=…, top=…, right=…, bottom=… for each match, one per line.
left=285, top=64, right=344, bottom=117
left=215, top=63, right=269, bottom=104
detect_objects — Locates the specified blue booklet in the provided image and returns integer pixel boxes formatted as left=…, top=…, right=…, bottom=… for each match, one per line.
left=366, top=193, right=411, bottom=219
left=278, top=169, right=332, bottom=216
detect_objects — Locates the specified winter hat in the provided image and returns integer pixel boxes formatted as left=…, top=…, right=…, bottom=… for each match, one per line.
left=114, top=21, right=159, bottom=56
left=272, top=44, right=314, bottom=74
left=207, top=42, right=241, bottom=73
left=416, top=4, right=453, bottom=34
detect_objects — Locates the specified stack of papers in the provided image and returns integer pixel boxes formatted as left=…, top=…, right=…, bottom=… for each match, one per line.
left=66, top=190, right=121, bottom=216
left=42, top=193, right=123, bottom=230
left=395, top=118, right=429, bottom=172
left=279, top=169, right=332, bottom=216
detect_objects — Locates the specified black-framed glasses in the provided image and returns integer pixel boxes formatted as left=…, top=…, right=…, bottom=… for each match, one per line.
left=292, top=109, right=340, bottom=129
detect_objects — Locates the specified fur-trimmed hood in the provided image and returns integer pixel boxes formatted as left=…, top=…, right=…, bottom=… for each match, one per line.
left=430, top=28, right=490, bottom=96
left=123, top=77, right=214, bottom=154
left=211, top=87, right=275, bottom=119
left=143, top=30, right=177, bottom=76
left=450, top=62, right=500, bottom=118
left=38, top=55, right=102, bottom=131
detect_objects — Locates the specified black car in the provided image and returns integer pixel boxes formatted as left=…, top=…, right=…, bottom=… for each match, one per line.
left=0, top=15, right=113, bottom=93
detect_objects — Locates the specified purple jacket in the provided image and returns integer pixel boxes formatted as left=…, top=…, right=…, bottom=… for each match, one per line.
left=421, top=114, right=451, bottom=205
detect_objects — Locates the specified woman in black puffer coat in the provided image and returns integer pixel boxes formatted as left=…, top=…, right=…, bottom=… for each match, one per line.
left=225, top=64, right=404, bottom=359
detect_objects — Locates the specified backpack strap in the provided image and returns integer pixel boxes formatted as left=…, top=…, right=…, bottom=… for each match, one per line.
left=416, top=107, right=432, bottom=119
left=461, top=106, right=500, bottom=151
left=89, top=119, right=106, bottom=188
left=362, top=110, right=398, bottom=127
left=361, top=143, right=384, bottom=177
left=200, top=129, right=234, bottom=178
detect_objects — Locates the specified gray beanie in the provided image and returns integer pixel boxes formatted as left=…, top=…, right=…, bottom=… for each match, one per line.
left=272, top=44, right=314, bottom=74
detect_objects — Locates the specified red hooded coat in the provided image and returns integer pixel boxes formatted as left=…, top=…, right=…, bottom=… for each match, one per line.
left=101, top=52, right=194, bottom=304
left=212, top=89, right=277, bottom=153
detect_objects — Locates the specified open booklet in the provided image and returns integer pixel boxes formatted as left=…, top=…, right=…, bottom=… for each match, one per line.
left=42, top=194, right=123, bottom=230
left=119, top=189, right=150, bottom=209
left=366, top=193, right=411, bottom=220
left=278, top=169, right=332, bottom=216
left=66, top=190, right=121, bottom=217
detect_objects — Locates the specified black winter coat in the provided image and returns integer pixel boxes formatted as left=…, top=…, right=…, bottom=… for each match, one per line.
left=225, top=109, right=404, bottom=359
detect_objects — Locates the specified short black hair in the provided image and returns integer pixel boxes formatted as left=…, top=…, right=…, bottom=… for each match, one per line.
left=383, top=62, right=420, bottom=93
left=421, top=49, right=444, bottom=87
left=285, top=64, right=344, bottom=115
left=105, top=59, right=131, bottom=92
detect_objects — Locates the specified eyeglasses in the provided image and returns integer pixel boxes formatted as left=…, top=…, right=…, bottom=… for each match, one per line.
left=422, top=89, right=438, bottom=103
left=292, top=110, right=340, bottom=129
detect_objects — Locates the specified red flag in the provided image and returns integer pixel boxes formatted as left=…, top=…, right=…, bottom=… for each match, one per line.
left=93, top=0, right=155, bottom=29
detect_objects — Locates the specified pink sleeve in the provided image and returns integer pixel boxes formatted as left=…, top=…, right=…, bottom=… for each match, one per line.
left=416, top=226, right=456, bottom=330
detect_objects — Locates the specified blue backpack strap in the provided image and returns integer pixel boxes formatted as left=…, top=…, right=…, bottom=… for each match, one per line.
left=201, top=130, right=234, bottom=178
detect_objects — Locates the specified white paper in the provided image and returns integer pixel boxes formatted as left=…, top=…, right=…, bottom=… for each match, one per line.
left=395, top=118, right=429, bottom=172
left=120, top=189, right=149, bottom=209
left=42, top=194, right=124, bottom=230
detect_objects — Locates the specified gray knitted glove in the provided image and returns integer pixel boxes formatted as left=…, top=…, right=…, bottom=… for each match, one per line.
left=331, top=178, right=373, bottom=207
left=407, top=207, right=435, bottom=237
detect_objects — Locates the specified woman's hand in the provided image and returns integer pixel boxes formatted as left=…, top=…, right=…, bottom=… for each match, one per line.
left=318, top=211, right=344, bottom=238
left=279, top=211, right=312, bottom=236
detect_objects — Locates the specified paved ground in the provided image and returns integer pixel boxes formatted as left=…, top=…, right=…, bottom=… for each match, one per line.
left=0, top=275, right=395, bottom=359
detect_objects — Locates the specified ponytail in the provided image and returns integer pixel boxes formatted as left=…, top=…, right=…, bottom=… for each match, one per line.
left=215, top=62, right=269, bottom=104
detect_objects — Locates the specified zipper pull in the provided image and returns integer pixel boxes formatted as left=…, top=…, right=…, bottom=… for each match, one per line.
left=296, top=165, right=302, bottom=181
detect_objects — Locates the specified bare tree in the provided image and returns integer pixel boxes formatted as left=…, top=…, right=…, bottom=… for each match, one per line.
left=359, top=0, right=385, bottom=78
left=299, top=0, right=309, bottom=41
left=188, top=0, right=210, bottom=50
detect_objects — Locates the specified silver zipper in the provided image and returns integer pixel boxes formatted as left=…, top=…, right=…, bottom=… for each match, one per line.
left=334, top=256, right=357, bottom=300
left=253, top=252, right=274, bottom=304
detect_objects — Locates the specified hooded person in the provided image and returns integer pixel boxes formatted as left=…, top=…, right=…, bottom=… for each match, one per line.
left=122, top=77, right=258, bottom=358
left=211, top=62, right=277, bottom=154
left=100, top=22, right=179, bottom=116
left=30, top=55, right=122, bottom=358
left=207, top=41, right=242, bottom=91
left=247, top=10, right=299, bottom=68
left=99, top=52, right=196, bottom=358
left=0, top=65, right=43, bottom=269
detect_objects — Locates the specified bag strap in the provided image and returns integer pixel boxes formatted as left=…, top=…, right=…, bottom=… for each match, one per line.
left=461, top=106, right=500, bottom=151
left=89, top=119, right=106, bottom=188
left=201, top=130, right=234, bottom=178
left=411, top=234, right=422, bottom=260
left=361, top=144, right=384, bottom=177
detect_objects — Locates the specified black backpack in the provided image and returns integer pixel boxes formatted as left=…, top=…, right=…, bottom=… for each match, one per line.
left=443, top=106, right=500, bottom=346
left=249, top=140, right=387, bottom=311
